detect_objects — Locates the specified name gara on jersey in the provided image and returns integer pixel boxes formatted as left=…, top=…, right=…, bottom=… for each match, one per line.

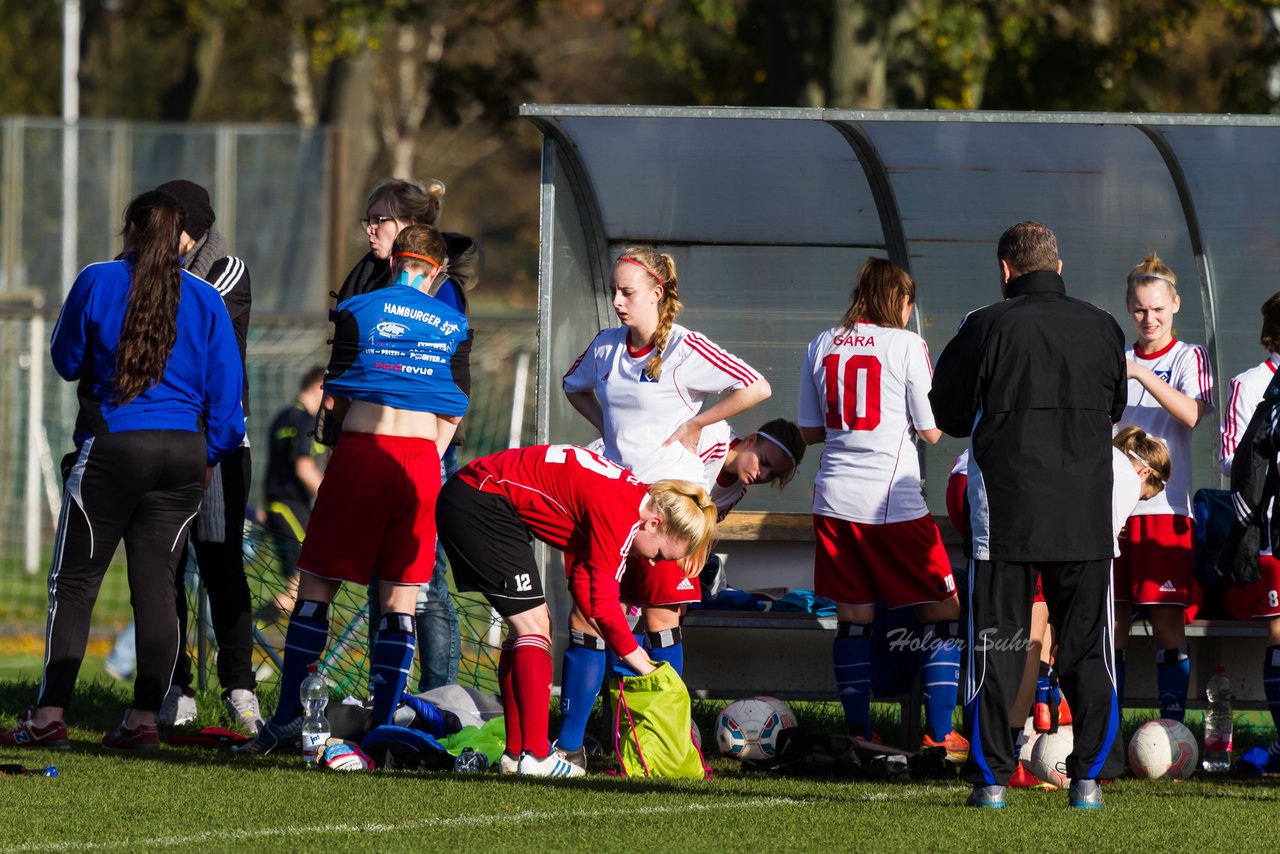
left=833, top=334, right=875, bottom=347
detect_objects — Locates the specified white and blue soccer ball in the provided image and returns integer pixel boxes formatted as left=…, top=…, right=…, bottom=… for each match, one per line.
left=715, top=696, right=797, bottom=761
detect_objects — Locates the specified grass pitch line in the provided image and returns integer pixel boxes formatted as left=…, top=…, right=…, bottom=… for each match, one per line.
left=1, top=795, right=805, bottom=852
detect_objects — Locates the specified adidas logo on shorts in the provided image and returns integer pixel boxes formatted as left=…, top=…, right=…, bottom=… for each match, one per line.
left=676, top=578, right=696, bottom=591
left=1159, top=580, right=1177, bottom=592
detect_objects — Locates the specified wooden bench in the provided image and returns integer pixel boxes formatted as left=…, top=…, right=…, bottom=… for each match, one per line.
left=681, top=511, right=1273, bottom=711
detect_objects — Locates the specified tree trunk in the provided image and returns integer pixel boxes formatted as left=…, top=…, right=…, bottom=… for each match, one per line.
left=829, top=0, right=891, bottom=108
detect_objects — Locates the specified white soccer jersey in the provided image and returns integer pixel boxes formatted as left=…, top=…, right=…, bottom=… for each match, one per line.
left=583, top=420, right=731, bottom=492
left=563, top=324, right=758, bottom=488
left=1112, top=447, right=1144, bottom=557
left=799, top=323, right=936, bottom=524
left=710, top=430, right=748, bottom=520
left=1219, top=355, right=1280, bottom=555
left=1220, top=355, right=1280, bottom=475
left=1121, top=339, right=1213, bottom=517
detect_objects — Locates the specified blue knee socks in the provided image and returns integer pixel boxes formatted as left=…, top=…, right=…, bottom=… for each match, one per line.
left=371, top=613, right=416, bottom=727
left=273, top=600, right=330, bottom=724
left=646, top=627, right=684, bottom=676
left=920, top=621, right=961, bottom=741
left=1156, top=645, right=1190, bottom=723
left=557, top=631, right=606, bottom=751
left=834, top=622, right=873, bottom=737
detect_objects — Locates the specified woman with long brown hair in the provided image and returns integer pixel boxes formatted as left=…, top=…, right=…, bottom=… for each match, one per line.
left=1, top=190, right=244, bottom=752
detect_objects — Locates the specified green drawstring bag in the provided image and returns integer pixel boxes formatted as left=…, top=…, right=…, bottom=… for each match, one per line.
left=609, top=661, right=710, bottom=779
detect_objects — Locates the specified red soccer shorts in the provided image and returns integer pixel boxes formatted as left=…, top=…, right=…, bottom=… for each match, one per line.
left=1113, top=513, right=1194, bottom=607
left=618, top=554, right=701, bottom=606
left=297, top=432, right=441, bottom=586
left=1224, top=554, right=1280, bottom=620
left=813, top=513, right=956, bottom=609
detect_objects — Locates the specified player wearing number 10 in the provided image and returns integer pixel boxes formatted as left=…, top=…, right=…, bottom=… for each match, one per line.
left=797, top=257, right=967, bottom=762
left=436, top=444, right=717, bottom=776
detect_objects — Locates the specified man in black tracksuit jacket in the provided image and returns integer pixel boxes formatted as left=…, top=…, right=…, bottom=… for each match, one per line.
left=930, top=221, right=1127, bottom=808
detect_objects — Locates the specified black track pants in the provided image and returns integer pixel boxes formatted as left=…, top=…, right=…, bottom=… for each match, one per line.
left=961, top=557, right=1124, bottom=785
left=174, top=446, right=255, bottom=694
left=39, top=431, right=205, bottom=713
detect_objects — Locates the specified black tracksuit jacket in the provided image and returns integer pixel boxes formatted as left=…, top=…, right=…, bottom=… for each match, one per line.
left=930, top=270, right=1127, bottom=563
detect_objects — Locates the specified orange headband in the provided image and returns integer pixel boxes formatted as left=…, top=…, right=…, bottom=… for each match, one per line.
left=617, top=256, right=664, bottom=285
left=392, top=252, right=442, bottom=274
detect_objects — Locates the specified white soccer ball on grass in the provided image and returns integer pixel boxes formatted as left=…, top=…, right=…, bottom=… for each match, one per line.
left=715, top=696, right=797, bottom=761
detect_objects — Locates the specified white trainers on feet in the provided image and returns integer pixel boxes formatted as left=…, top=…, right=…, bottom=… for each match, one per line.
left=224, top=689, right=264, bottom=733
left=518, top=750, right=586, bottom=778
left=157, top=686, right=197, bottom=727
left=499, top=752, right=522, bottom=775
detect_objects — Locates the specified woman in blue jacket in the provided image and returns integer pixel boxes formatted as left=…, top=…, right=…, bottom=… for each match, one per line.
left=1, top=190, right=244, bottom=752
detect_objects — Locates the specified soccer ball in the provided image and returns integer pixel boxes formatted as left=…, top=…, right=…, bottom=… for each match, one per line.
left=1026, top=727, right=1074, bottom=789
left=1128, top=720, right=1198, bottom=780
left=715, top=696, right=797, bottom=761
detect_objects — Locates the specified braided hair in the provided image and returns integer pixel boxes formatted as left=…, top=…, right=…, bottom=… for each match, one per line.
left=617, top=246, right=680, bottom=380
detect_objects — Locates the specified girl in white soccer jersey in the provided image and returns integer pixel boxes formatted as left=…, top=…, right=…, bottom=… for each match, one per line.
left=556, top=246, right=771, bottom=767
left=1114, top=252, right=1213, bottom=722
left=1219, top=292, right=1280, bottom=775
left=798, top=257, right=966, bottom=762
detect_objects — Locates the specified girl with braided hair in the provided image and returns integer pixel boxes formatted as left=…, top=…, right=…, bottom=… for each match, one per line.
left=557, top=246, right=770, bottom=770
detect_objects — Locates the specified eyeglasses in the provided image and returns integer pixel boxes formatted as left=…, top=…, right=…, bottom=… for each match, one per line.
left=360, top=215, right=398, bottom=230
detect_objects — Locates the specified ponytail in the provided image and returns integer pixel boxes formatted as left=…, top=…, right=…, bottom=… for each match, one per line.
left=114, top=191, right=185, bottom=405
left=647, top=479, right=718, bottom=576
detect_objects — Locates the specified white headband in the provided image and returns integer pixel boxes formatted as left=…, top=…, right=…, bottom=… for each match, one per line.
left=756, top=430, right=796, bottom=464
left=1129, top=272, right=1175, bottom=286
left=1126, top=448, right=1165, bottom=484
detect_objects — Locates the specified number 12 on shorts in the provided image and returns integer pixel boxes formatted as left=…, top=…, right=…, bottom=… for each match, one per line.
left=823, top=354, right=881, bottom=431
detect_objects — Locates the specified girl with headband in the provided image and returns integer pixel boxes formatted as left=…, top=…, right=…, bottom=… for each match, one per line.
left=798, top=256, right=968, bottom=762
left=1113, top=252, right=1213, bottom=724
left=556, top=245, right=771, bottom=771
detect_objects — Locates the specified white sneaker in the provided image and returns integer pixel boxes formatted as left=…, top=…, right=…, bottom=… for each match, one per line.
left=224, top=689, right=264, bottom=733
left=499, top=752, right=522, bottom=775
left=157, top=686, right=197, bottom=727
left=518, top=750, right=586, bottom=778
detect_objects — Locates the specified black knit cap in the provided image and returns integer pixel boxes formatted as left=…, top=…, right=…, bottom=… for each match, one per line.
left=155, top=179, right=215, bottom=241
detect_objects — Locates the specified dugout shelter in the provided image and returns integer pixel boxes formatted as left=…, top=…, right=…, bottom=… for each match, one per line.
left=518, top=105, right=1280, bottom=707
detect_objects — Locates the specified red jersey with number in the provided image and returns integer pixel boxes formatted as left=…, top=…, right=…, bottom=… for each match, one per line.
left=455, top=444, right=650, bottom=654
left=799, top=322, right=936, bottom=524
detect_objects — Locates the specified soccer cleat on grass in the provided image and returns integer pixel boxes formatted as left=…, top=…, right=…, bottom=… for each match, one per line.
left=965, top=784, right=1006, bottom=809
left=921, top=729, right=970, bottom=764
left=101, top=716, right=160, bottom=751
left=224, top=689, right=264, bottom=734
left=551, top=741, right=588, bottom=774
left=499, top=751, right=522, bottom=775
left=232, top=716, right=303, bottom=755
left=1068, top=778, right=1104, bottom=809
left=0, top=708, right=71, bottom=750
left=157, top=686, right=198, bottom=727
left=518, top=750, right=586, bottom=778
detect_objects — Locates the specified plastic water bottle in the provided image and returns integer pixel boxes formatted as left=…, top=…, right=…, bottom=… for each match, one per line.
left=0, top=764, right=58, bottom=777
left=301, top=663, right=330, bottom=769
left=1202, top=665, right=1233, bottom=773
left=453, top=747, right=489, bottom=773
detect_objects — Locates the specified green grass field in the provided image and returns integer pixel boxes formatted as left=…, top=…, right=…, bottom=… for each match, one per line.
left=3, top=679, right=1279, bottom=852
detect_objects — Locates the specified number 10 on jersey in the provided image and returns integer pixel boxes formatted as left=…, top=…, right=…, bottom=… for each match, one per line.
left=823, top=354, right=881, bottom=431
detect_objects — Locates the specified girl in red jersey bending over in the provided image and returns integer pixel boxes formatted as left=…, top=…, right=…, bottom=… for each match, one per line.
left=799, top=257, right=967, bottom=762
left=436, top=444, right=716, bottom=777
